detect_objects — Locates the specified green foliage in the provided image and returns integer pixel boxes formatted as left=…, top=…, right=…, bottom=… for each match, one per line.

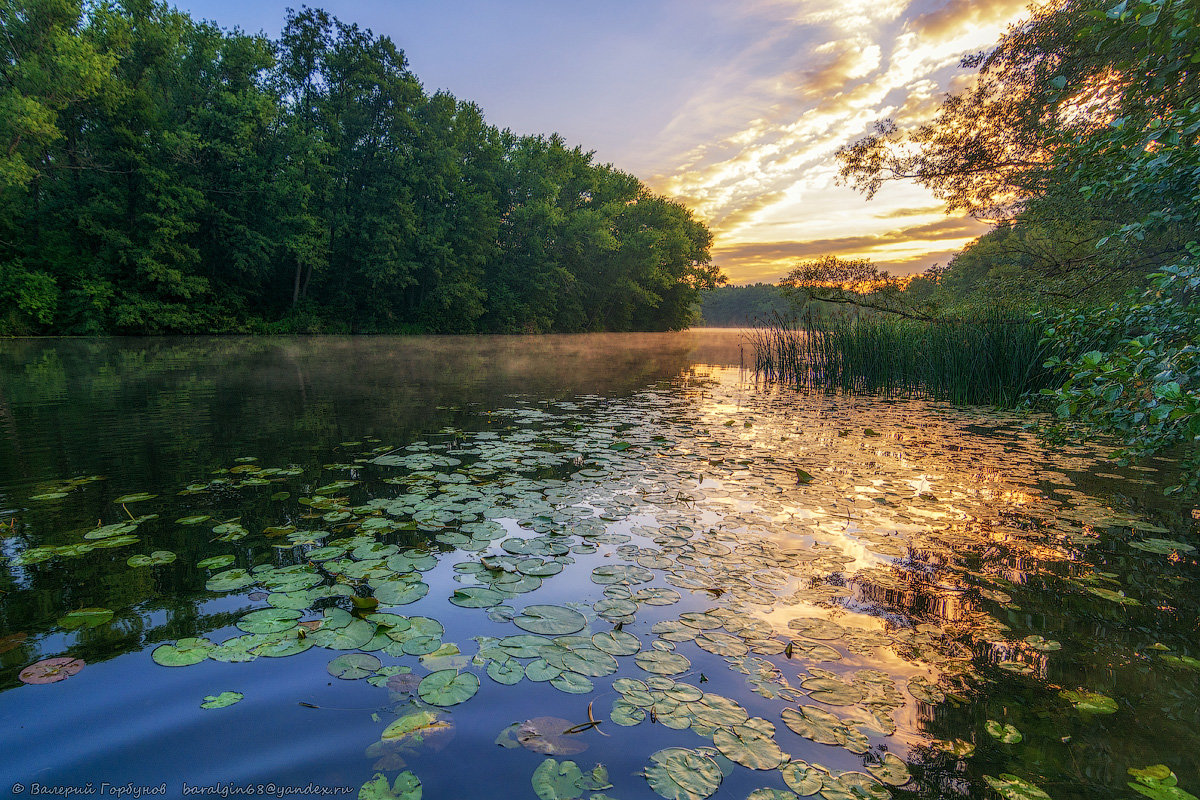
left=750, top=312, right=1053, bottom=406
left=1042, top=256, right=1200, bottom=494
left=697, top=283, right=791, bottom=327
left=0, top=1, right=717, bottom=335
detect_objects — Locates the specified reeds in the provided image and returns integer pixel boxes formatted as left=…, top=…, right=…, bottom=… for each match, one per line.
left=748, top=311, right=1053, bottom=406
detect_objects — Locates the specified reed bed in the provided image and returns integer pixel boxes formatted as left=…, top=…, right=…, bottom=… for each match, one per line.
left=748, top=312, right=1053, bottom=406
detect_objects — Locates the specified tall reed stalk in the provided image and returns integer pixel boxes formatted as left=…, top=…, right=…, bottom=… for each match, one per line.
left=748, top=311, right=1053, bottom=406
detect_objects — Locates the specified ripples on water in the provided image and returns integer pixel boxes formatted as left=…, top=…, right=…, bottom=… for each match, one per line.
left=0, top=333, right=1196, bottom=799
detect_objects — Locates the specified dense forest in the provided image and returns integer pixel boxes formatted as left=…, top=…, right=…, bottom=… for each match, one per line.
left=0, top=0, right=720, bottom=335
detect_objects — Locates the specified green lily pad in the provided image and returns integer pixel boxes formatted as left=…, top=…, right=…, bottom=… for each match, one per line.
left=644, top=747, right=723, bottom=800
left=381, top=710, right=452, bottom=746
left=176, top=515, right=212, bottom=525
left=1129, top=538, right=1196, bottom=554
left=358, top=771, right=421, bottom=800
left=1060, top=689, right=1118, bottom=714
left=780, top=761, right=824, bottom=796
left=127, top=550, right=176, bottom=567
left=197, top=555, right=236, bottom=569
left=237, top=608, right=301, bottom=634
left=866, top=753, right=912, bottom=786
left=985, top=720, right=1023, bottom=744
left=550, top=672, right=594, bottom=694
left=206, top=568, right=256, bottom=592
left=327, top=653, right=381, bottom=679
left=417, top=669, right=479, bottom=706
left=152, top=637, right=215, bottom=667
left=514, top=605, right=587, bottom=636
left=200, top=691, right=243, bottom=709
left=712, top=717, right=785, bottom=770
left=487, top=657, right=525, bottom=685
left=114, top=493, right=157, bottom=503
left=449, top=587, right=505, bottom=608
left=983, top=775, right=1050, bottom=800
left=532, top=758, right=612, bottom=800
left=635, top=650, right=691, bottom=675
left=592, top=630, right=641, bottom=656
left=58, top=608, right=114, bottom=629
left=1127, top=765, right=1198, bottom=800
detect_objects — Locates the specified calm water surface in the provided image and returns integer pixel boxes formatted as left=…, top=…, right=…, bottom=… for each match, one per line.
left=0, top=332, right=1197, bottom=800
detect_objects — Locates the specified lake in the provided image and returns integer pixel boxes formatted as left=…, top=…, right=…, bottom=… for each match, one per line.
left=1, top=331, right=1197, bottom=800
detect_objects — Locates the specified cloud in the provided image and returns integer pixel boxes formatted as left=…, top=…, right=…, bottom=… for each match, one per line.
left=709, top=214, right=990, bottom=283
left=906, top=0, right=1033, bottom=40
left=635, top=0, right=1033, bottom=283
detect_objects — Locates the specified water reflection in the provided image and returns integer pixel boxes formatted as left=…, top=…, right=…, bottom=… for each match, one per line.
left=0, top=341, right=1196, bottom=800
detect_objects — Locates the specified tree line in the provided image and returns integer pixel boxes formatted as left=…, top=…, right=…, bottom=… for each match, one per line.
left=0, top=0, right=720, bottom=335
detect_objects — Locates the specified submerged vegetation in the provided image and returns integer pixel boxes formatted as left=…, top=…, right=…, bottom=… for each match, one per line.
left=0, top=1, right=718, bottom=335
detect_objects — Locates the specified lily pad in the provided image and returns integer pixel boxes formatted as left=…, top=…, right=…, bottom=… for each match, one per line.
left=237, top=608, right=301, bottom=635
left=152, top=638, right=214, bottom=667
left=532, top=758, right=612, bottom=800
left=127, top=550, right=176, bottom=567
left=328, top=653, right=381, bottom=679
left=359, top=771, right=421, bottom=800
left=866, top=753, right=911, bottom=786
left=1060, top=689, right=1118, bottom=714
left=197, top=554, right=236, bottom=569
left=780, top=761, right=824, bottom=796
left=514, top=605, right=587, bottom=636
left=644, top=747, right=723, bottom=800
left=417, top=669, right=479, bottom=706
left=635, top=650, right=691, bottom=675
left=985, top=720, right=1023, bottom=744
left=509, top=717, right=589, bottom=756
left=114, top=492, right=157, bottom=503
left=712, top=717, right=785, bottom=770
left=200, top=691, right=243, bottom=709
left=19, top=656, right=85, bottom=684
left=983, top=775, right=1051, bottom=800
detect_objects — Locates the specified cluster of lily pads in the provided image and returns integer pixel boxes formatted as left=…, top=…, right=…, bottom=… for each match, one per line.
left=12, top=369, right=1200, bottom=800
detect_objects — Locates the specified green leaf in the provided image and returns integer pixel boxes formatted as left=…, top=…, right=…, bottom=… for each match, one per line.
left=983, top=774, right=1051, bottom=800
left=514, top=604, right=588, bottom=635
left=358, top=771, right=421, bottom=800
left=327, top=653, right=381, bottom=679
left=152, top=637, right=215, bottom=667
left=644, top=747, right=723, bottom=800
left=417, top=669, right=479, bottom=706
left=1060, top=689, right=1118, bottom=714
left=200, top=691, right=243, bottom=709
left=58, top=607, right=114, bottom=629
left=711, top=717, right=785, bottom=770
left=986, top=720, right=1023, bottom=743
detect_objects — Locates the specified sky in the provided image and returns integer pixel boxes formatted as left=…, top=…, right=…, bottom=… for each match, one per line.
left=174, top=0, right=1035, bottom=284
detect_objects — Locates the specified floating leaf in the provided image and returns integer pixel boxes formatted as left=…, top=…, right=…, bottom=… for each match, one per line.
left=644, top=747, right=723, bottom=800
left=514, top=605, right=587, bottom=636
left=867, top=753, right=912, bottom=786
left=985, top=720, right=1023, bottom=744
left=780, top=761, right=824, bottom=796
left=449, top=587, right=505, bottom=608
left=114, top=493, right=156, bottom=503
left=328, top=653, right=381, bottom=679
left=509, top=717, right=589, bottom=756
left=237, top=608, right=301, bottom=635
left=127, top=550, right=176, bottom=567
left=19, top=656, right=85, bottom=684
left=592, top=630, right=641, bottom=656
left=487, top=657, right=525, bottom=685
left=712, top=717, right=785, bottom=770
left=1060, top=689, right=1118, bottom=715
left=200, top=691, right=243, bottom=709
left=358, top=771, right=422, bottom=800
left=197, top=555, right=235, bottom=569
left=983, top=774, right=1051, bottom=800
left=152, top=638, right=214, bottom=667
left=635, top=650, right=691, bottom=676
left=417, top=669, right=479, bottom=706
